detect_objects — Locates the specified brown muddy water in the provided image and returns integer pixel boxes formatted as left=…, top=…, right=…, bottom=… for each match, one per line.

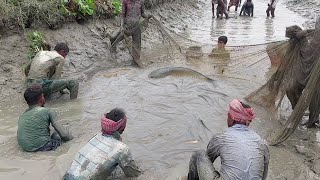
left=0, top=0, right=318, bottom=179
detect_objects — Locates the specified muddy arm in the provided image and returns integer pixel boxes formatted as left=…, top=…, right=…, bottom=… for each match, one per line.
left=251, top=4, right=254, bottom=17
left=49, top=110, right=73, bottom=141
left=206, top=135, right=221, bottom=163
left=262, top=144, right=270, bottom=180
left=118, top=150, right=142, bottom=177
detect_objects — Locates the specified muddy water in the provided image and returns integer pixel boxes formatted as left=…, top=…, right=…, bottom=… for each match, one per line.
left=182, top=0, right=306, bottom=45
left=0, top=0, right=316, bottom=180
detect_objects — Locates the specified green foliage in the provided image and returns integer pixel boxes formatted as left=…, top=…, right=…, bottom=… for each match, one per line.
left=111, top=0, right=122, bottom=15
left=27, top=31, right=46, bottom=59
left=76, top=0, right=96, bottom=16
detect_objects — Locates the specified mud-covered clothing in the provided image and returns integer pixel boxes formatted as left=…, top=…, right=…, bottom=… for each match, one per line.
left=17, top=106, right=73, bottom=152
left=217, top=0, right=228, bottom=18
left=26, top=79, right=79, bottom=99
left=240, top=1, right=254, bottom=16
left=228, top=0, right=241, bottom=11
left=26, top=51, right=79, bottom=99
left=122, top=0, right=148, bottom=27
left=27, top=51, right=65, bottom=80
left=207, top=124, right=269, bottom=180
left=111, top=0, right=148, bottom=61
left=209, top=48, right=230, bottom=74
left=188, top=150, right=221, bottom=180
left=65, top=133, right=141, bottom=179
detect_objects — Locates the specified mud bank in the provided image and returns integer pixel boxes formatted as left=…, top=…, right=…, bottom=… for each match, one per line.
left=285, top=0, right=320, bottom=28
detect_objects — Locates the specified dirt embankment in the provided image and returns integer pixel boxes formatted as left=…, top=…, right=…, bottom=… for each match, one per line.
left=284, top=0, right=320, bottom=28
left=0, top=0, right=196, bottom=103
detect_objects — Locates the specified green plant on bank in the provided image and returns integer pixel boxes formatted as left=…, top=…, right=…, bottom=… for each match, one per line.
left=75, top=0, right=96, bottom=16
left=111, top=0, right=122, bottom=15
left=27, top=31, right=46, bottom=59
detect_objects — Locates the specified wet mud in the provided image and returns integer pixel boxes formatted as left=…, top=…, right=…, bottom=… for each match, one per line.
left=0, top=0, right=320, bottom=179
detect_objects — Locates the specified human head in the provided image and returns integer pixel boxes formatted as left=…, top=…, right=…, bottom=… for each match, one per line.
left=227, top=99, right=255, bottom=127
left=24, top=84, right=45, bottom=107
left=101, top=108, right=127, bottom=134
left=54, top=43, right=69, bottom=58
left=218, top=36, right=228, bottom=49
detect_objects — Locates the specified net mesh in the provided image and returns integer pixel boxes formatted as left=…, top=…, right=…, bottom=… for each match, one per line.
left=117, top=15, right=320, bottom=146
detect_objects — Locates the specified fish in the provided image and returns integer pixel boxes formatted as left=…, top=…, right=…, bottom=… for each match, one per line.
left=148, top=67, right=216, bottom=83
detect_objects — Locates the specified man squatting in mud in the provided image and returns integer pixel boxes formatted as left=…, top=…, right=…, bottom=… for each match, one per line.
left=216, top=0, right=229, bottom=19
left=187, top=99, right=269, bottom=180
left=25, top=43, right=79, bottom=100
left=110, top=0, right=151, bottom=62
left=17, top=84, right=73, bottom=152
left=240, top=0, right=254, bottom=17
left=64, top=108, right=141, bottom=179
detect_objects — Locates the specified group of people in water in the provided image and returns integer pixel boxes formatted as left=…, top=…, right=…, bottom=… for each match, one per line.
left=212, top=0, right=278, bottom=18
left=15, top=0, right=277, bottom=179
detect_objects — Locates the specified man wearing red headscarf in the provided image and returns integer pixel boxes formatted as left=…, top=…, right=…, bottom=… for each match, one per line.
left=64, top=108, right=141, bottom=179
left=187, top=99, right=269, bottom=180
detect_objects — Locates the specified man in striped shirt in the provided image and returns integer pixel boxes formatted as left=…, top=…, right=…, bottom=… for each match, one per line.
left=64, top=108, right=141, bottom=179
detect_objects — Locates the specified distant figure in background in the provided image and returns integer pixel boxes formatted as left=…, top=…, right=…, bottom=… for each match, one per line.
left=240, top=0, right=254, bottom=17
left=209, top=36, right=230, bottom=74
left=217, top=0, right=229, bottom=19
left=212, top=0, right=218, bottom=18
left=266, top=0, right=278, bottom=18
left=228, top=0, right=241, bottom=12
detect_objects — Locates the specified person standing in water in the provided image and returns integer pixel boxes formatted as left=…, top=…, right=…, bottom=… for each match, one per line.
left=266, top=0, right=278, bottom=18
left=216, top=0, right=229, bottom=19
left=109, top=0, right=151, bottom=63
left=228, top=0, right=241, bottom=12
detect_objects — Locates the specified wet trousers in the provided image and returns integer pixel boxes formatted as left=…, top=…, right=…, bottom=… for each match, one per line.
left=36, top=132, right=62, bottom=151
left=266, top=6, right=275, bottom=17
left=188, top=150, right=220, bottom=180
left=110, top=24, right=142, bottom=61
left=27, top=79, right=79, bottom=99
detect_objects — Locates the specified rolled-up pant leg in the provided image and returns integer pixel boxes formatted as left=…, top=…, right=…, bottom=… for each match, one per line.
left=44, top=79, right=79, bottom=99
left=131, top=26, right=142, bottom=61
left=188, top=150, right=220, bottom=180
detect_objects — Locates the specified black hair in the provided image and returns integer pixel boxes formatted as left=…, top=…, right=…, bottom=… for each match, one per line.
left=24, top=84, right=43, bottom=106
left=240, top=102, right=251, bottom=108
left=54, top=43, right=69, bottom=53
left=105, top=108, right=126, bottom=122
left=218, top=36, right=228, bottom=44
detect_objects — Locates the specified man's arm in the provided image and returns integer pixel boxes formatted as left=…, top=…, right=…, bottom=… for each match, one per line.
left=121, top=0, right=126, bottom=29
left=118, top=149, right=142, bottom=177
left=251, top=4, right=254, bottom=17
left=141, top=0, right=150, bottom=19
left=49, top=110, right=73, bottom=141
left=270, top=0, right=275, bottom=6
left=206, top=135, right=221, bottom=163
left=262, top=144, right=270, bottom=180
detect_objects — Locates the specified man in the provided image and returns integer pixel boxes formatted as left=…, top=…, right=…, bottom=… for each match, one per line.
left=216, top=0, right=229, bottom=19
left=240, top=0, right=254, bottom=17
left=266, top=0, right=278, bottom=18
left=64, top=108, right=141, bottom=179
left=208, top=36, right=230, bottom=74
left=187, top=99, right=270, bottom=180
left=110, top=0, right=151, bottom=62
left=25, top=43, right=79, bottom=99
left=212, top=0, right=218, bottom=18
left=17, top=84, right=73, bottom=152
left=228, top=0, right=241, bottom=12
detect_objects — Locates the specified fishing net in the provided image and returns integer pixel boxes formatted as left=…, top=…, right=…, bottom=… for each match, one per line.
left=143, top=16, right=320, bottom=145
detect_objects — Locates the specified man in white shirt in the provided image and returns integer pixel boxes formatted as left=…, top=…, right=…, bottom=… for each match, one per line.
left=266, top=0, right=278, bottom=17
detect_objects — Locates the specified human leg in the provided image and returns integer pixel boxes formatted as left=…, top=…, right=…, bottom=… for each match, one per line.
left=131, top=26, right=142, bottom=62
left=187, top=150, right=219, bottom=180
left=266, top=6, right=271, bottom=17
left=45, top=79, right=79, bottom=99
left=36, top=137, right=62, bottom=151
left=306, top=88, right=320, bottom=128
left=271, top=7, right=275, bottom=17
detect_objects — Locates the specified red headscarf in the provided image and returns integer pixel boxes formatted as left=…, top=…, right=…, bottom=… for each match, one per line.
left=228, top=99, right=255, bottom=123
left=101, top=115, right=127, bottom=135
